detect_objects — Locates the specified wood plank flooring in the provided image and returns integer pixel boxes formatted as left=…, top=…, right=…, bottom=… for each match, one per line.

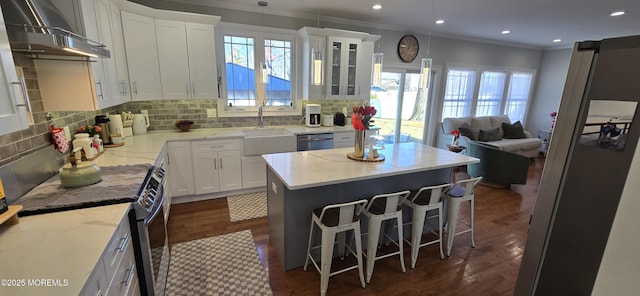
left=167, top=155, right=544, bottom=295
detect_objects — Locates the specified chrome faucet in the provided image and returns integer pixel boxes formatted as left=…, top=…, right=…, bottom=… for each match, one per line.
left=258, top=104, right=264, bottom=127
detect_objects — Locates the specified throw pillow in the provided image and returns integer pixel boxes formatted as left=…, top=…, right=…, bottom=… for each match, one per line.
left=478, top=127, right=502, bottom=142
left=458, top=124, right=477, bottom=141
left=502, top=121, right=527, bottom=139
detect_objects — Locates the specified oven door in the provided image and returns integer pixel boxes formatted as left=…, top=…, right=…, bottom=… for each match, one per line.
left=132, top=184, right=169, bottom=296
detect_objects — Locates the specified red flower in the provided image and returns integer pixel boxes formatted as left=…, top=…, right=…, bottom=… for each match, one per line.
left=351, top=105, right=377, bottom=130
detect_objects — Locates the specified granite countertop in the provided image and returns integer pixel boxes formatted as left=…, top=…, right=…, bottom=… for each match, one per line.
left=262, top=142, right=480, bottom=190
left=0, top=203, right=131, bottom=296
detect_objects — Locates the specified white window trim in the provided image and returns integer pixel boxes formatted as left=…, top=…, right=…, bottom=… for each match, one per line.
left=441, top=63, right=536, bottom=123
left=215, top=22, right=301, bottom=117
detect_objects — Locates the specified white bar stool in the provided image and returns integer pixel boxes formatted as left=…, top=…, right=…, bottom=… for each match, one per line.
left=402, top=183, right=451, bottom=268
left=360, top=190, right=411, bottom=283
left=304, top=199, right=368, bottom=296
left=445, top=176, right=483, bottom=256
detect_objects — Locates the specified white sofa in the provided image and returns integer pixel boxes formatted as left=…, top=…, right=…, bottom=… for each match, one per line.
left=437, top=115, right=542, bottom=158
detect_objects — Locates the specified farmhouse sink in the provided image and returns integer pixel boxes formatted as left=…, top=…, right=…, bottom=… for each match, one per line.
left=242, top=128, right=296, bottom=156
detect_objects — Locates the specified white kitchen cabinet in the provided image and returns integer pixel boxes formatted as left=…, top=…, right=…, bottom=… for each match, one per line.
left=121, top=11, right=162, bottom=101
left=242, top=156, right=267, bottom=188
left=191, top=139, right=242, bottom=194
left=81, top=209, right=139, bottom=296
left=326, top=36, right=361, bottom=99
left=167, top=141, right=195, bottom=197
left=107, top=1, right=131, bottom=103
left=0, top=7, right=30, bottom=135
left=155, top=20, right=218, bottom=100
left=333, top=131, right=356, bottom=148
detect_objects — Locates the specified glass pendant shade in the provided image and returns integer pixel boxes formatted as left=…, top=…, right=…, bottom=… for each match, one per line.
left=371, top=52, right=384, bottom=86
left=311, top=48, right=324, bottom=85
left=261, top=62, right=268, bottom=84
left=420, top=58, right=432, bottom=92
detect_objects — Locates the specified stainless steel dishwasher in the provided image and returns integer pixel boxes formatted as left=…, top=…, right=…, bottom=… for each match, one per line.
left=297, top=133, right=334, bottom=151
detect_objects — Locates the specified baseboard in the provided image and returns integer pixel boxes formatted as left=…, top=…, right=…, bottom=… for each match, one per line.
left=171, top=187, right=267, bottom=204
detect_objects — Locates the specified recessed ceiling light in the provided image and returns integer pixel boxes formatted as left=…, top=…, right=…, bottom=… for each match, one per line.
left=610, top=10, right=626, bottom=16
left=501, top=30, right=511, bottom=34
left=435, top=19, right=445, bottom=25
left=553, top=39, right=562, bottom=43
left=372, top=4, right=382, bottom=10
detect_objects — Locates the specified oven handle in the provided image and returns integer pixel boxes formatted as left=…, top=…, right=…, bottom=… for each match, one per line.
left=144, top=189, right=165, bottom=225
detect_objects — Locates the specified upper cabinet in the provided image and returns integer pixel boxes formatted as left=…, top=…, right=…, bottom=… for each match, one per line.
left=155, top=19, right=219, bottom=100
left=34, top=0, right=125, bottom=111
left=121, top=11, right=163, bottom=101
left=0, top=6, right=30, bottom=135
left=106, top=1, right=131, bottom=103
left=298, top=27, right=379, bottom=101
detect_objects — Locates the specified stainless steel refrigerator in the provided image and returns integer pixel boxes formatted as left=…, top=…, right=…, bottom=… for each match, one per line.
left=515, top=36, right=640, bottom=295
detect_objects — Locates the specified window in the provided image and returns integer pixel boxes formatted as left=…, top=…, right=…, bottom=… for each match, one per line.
left=442, top=66, right=534, bottom=123
left=442, top=68, right=476, bottom=119
left=220, top=24, right=296, bottom=113
left=504, top=72, right=534, bottom=123
left=475, top=71, right=506, bottom=116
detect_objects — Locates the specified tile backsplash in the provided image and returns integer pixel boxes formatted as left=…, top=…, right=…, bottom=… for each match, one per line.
left=0, top=53, right=364, bottom=166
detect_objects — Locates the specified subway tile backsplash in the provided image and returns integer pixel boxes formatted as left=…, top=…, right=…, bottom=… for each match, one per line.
left=0, top=52, right=363, bottom=166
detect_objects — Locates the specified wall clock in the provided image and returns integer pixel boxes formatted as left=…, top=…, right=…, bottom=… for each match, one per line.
left=397, top=34, right=419, bottom=63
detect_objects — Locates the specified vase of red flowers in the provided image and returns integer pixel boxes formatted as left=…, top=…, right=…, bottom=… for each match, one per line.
left=352, top=105, right=377, bottom=158
left=450, top=129, right=461, bottom=147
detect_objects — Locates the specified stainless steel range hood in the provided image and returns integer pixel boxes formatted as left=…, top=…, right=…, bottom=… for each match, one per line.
left=1, top=0, right=110, bottom=58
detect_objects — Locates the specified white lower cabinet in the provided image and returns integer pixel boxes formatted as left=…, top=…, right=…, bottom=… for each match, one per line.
left=333, top=131, right=355, bottom=148
left=167, top=141, right=195, bottom=197
left=82, top=210, right=139, bottom=296
left=192, top=139, right=242, bottom=194
left=242, top=156, right=267, bottom=188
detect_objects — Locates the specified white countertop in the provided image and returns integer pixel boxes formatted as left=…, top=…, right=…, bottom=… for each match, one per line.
left=0, top=124, right=363, bottom=295
left=262, top=142, right=480, bottom=190
left=0, top=203, right=131, bottom=296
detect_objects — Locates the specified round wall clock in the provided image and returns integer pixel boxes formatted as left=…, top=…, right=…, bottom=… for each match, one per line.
left=397, top=34, right=419, bottom=63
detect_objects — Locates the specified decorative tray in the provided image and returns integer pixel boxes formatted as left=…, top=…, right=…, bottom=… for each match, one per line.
left=347, top=152, right=385, bottom=162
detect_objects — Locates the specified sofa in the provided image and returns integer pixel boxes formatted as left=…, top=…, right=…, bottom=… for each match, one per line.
left=464, top=140, right=530, bottom=187
left=437, top=115, right=542, bottom=158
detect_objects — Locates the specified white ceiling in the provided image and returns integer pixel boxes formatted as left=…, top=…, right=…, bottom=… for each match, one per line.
left=170, top=0, right=640, bottom=49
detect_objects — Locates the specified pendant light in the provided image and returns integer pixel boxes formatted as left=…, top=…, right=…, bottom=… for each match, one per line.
left=371, top=3, right=383, bottom=86
left=420, top=0, right=434, bottom=94
left=311, top=5, right=324, bottom=86
left=259, top=1, right=269, bottom=84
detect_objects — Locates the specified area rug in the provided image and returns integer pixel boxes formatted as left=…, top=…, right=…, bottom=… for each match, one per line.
left=166, top=230, right=273, bottom=296
left=227, top=191, right=267, bottom=222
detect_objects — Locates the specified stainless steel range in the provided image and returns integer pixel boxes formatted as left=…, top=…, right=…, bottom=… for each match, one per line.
left=129, top=160, right=170, bottom=296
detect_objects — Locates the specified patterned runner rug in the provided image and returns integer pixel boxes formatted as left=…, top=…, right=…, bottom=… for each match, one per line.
left=166, top=230, right=273, bottom=296
left=227, top=191, right=267, bottom=222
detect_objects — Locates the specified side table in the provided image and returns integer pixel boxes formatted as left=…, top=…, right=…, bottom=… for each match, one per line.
left=538, top=128, right=552, bottom=155
left=446, top=144, right=466, bottom=153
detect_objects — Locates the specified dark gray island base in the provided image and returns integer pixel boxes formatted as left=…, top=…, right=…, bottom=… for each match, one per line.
left=267, top=166, right=452, bottom=271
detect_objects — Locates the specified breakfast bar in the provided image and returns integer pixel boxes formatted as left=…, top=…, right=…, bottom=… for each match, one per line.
left=262, top=142, right=479, bottom=270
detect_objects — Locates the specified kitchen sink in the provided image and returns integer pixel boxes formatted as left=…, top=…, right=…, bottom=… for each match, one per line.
left=242, top=128, right=296, bottom=156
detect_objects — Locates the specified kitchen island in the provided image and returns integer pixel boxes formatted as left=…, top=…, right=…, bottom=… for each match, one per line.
left=262, top=142, right=480, bottom=270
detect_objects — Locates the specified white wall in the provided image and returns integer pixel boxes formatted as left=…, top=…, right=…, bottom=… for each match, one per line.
left=592, top=135, right=640, bottom=295
left=527, top=48, right=572, bottom=133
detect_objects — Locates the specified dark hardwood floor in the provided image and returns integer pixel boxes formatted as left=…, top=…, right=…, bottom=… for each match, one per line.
left=167, top=155, right=545, bottom=295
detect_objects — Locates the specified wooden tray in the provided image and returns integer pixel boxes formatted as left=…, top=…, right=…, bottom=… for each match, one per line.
left=347, top=152, right=385, bottom=162
left=0, top=205, right=22, bottom=226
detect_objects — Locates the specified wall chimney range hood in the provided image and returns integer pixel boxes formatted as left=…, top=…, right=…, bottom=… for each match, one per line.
left=1, top=0, right=110, bottom=58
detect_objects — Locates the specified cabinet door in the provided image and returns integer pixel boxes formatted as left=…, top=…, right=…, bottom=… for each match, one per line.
left=167, top=142, right=194, bottom=197
left=121, top=11, right=162, bottom=101
left=79, top=0, right=111, bottom=107
left=326, top=37, right=360, bottom=99
left=333, top=131, right=355, bottom=148
left=156, top=19, right=190, bottom=99
left=242, top=156, right=267, bottom=188
left=0, top=8, right=29, bottom=135
left=109, top=4, right=131, bottom=103
left=356, top=41, right=374, bottom=101
left=218, top=150, right=242, bottom=191
left=186, top=22, right=218, bottom=99
left=192, top=148, right=220, bottom=194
